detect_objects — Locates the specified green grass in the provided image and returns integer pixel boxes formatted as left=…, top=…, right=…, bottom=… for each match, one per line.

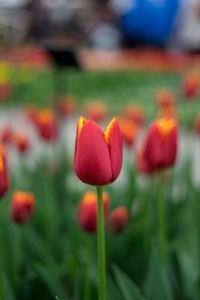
left=7, top=68, right=200, bottom=129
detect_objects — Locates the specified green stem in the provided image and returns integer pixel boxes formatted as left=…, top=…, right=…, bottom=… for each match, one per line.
left=157, top=173, right=166, bottom=268
left=97, top=186, right=106, bottom=300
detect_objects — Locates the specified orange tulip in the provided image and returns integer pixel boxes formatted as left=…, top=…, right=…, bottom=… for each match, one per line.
left=118, top=117, right=139, bottom=147
left=84, top=101, right=108, bottom=122
left=78, top=191, right=110, bottom=233
left=155, top=89, right=175, bottom=108
left=57, top=95, right=76, bottom=117
left=125, top=103, right=145, bottom=126
left=75, top=117, right=123, bottom=186
left=138, top=118, right=178, bottom=173
left=107, top=206, right=128, bottom=234
left=13, top=131, right=29, bottom=154
left=10, top=191, right=35, bottom=224
left=35, top=109, right=58, bottom=141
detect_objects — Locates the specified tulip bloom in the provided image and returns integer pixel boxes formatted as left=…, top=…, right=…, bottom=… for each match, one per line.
left=182, top=72, right=199, bottom=99
left=84, top=101, right=108, bottom=122
left=118, top=117, right=139, bottom=147
left=75, top=117, right=122, bottom=186
left=13, top=131, right=29, bottom=154
left=139, top=118, right=178, bottom=173
left=107, top=206, right=129, bottom=234
left=0, top=153, right=9, bottom=198
left=78, top=191, right=110, bottom=233
left=35, top=109, right=58, bottom=141
left=10, top=191, right=35, bottom=224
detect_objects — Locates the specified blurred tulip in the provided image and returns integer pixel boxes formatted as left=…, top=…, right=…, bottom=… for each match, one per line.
left=139, top=118, right=178, bottom=173
left=75, top=116, right=123, bottom=186
left=155, top=89, right=175, bottom=108
left=84, top=101, right=108, bottom=122
left=0, top=153, right=9, bottom=198
left=107, top=206, right=128, bottom=234
left=158, top=106, right=178, bottom=121
left=118, top=117, right=139, bottom=147
left=13, top=131, right=29, bottom=154
left=35, top=109, right=58, bottom=141
left=10, top=191, right=35, bottom=224
left=182, top=72, right=199, bottom=99
left=78, top=191, right=110, bottom=233
left=136, top=147, right=155, bottom=175
left=0, top=83, right=12, bottom=101
left=57, top=95, right=76, bottom=117
left=1, top=126, right=13, bottom=144
left=195, top=114, right=200, bottom=136
left=125, top=103, right=145, bottom=126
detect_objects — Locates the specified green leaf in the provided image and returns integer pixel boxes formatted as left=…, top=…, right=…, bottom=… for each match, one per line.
left=107, top=276, right=124, bottom=300
left=144, top=248, right=173, bottom=300
left=112, top=265, right=147, bottom=300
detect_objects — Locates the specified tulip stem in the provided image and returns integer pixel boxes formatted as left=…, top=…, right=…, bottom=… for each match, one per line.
left=97, top=186, right=106, bottom=300
left=158, top=173, right=166, bottom=268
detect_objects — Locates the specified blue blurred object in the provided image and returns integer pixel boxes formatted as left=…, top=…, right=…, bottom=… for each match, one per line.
left=119, top=0, right=180, bottom=45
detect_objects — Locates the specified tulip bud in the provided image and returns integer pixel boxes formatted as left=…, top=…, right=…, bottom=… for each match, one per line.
left=13, top=131, right=29, bottom=154
left=182, top=72, right=199, bottom=99
left=35, top=109, right=58, bottom=141
left=118, top=117, right=139, bottom=147
left=10, top=191, right=35, bottom=224
left=84, top=101, right=108, bottom=122
left=107, top=206, right=128, bottom=234
left=78, top=191, right=110, bottom=233
left=0, top=153, right=9, bottom=198
left=75, top=117, right=123, bottom=186
left=140, top=118, right=178, bottom=172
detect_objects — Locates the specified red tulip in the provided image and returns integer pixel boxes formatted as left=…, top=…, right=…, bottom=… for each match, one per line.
left=75, top=117, right=123, bottom=186
left=118, top=117, right=139, bottom=147
left=35, top=109, right=58, bottom=141
left=84, top=101, right=108, bottom=122
left=78, top=191, right=110, bottom=233
left=107, top=206, right=128, bottom=234
left=182, top=72, right=199, bottom=99
left=1, top=126, right=13, bottom=144
left=13, top=131, right=29, bottom=154
left=136, top=147, right=155, bottom=175
left=0, top=153, right=9, bottom=198
left=195, top=114, right=200, bottom=136
left=10, top=191, right=35, bottom=224
left=140, top=118, right=178, bottom=172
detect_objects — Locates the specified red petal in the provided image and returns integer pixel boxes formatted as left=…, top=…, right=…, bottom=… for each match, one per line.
left=163, top=125, right=178, bottom=167
left=75, top=120, right=112, bottom=186
left=105, top=118, right=123, bottom=182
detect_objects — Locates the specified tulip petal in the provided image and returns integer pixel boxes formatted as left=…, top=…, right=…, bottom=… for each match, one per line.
left=163, top=125, right=177, bottom=167
left=75, top=120, right=112, bottom=186
left=105, top=118, right=123, bottom=181
left=143, top=123, right=163, bottom=169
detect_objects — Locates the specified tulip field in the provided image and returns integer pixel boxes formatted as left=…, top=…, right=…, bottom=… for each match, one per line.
left=0, top=62, right=200, bottom=300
